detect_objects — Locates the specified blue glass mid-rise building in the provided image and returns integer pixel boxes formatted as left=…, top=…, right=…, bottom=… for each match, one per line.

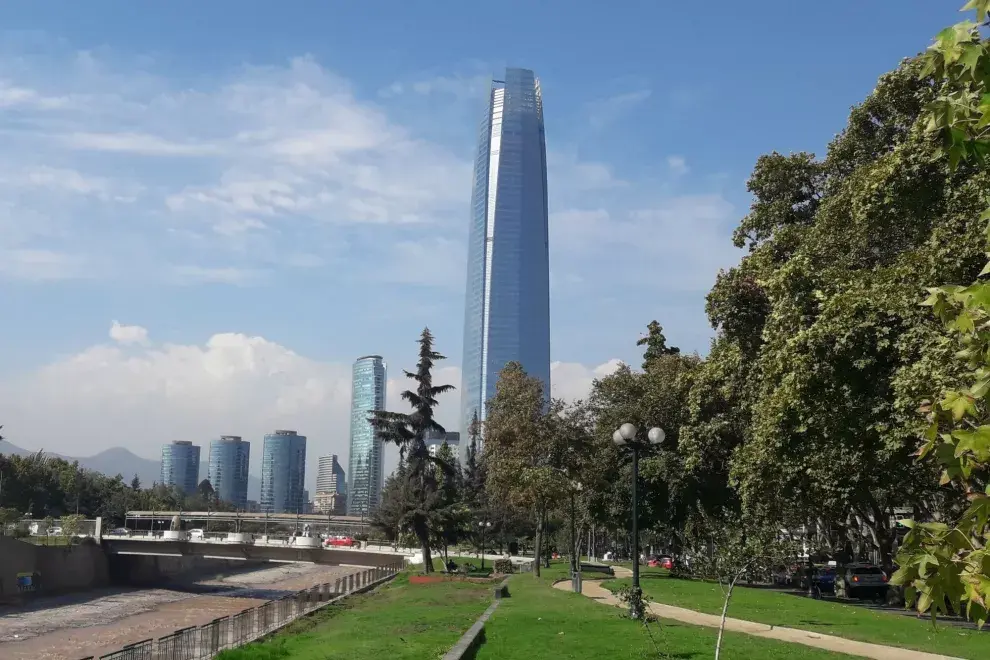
left=460, top=68, right=552, bottom=446
left=260, top=430, right=307, bottom=513
left=208, top=436, right=250, bottom=510
left=347, top=355, right=386, bottom=517
left=160, top=440, right=201, bottom=494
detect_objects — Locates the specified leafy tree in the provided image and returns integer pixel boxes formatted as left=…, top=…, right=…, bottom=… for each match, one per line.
left=198, top=479, right=215, bottom=500
left=60, top=514, right=85, bottom=539
left=893, top=0, right=990, bottom=626
left=587, top=325, right=702, bottom=562
left=130, top=474, right=141, bottom=491
left=484, top=362, right=590, bottom=577
left=367, top=328, right=455, bottom=573
left=432, top=440, right=468, bottom=565
left=462, top=410, right=486, bottom=510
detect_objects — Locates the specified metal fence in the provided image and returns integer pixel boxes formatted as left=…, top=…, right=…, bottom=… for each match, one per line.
left=84, top=561, right=403, bottom=660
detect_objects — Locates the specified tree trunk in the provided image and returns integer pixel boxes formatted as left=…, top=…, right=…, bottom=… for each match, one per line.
left=533, top=509, right=543, bottom=578
left=414, top=519, right=433, bottom=574
left=716, top=572, right=743, bottom=660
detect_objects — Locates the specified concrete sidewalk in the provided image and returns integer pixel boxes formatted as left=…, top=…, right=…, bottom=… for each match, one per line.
left=553, top=568, right=962, bottom=660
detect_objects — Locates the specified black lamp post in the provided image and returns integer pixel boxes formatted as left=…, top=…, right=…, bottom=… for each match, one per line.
left=569, top=480, right=583, bottom=574
left=478, top=520, right=492, bottom=569
left=612, top=422, right=664, bottom=616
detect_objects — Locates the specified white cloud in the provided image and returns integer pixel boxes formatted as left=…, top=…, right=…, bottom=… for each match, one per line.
left=0, top=323, right=620, bottom=488
left=169, top=265, right=266, bottom=286
left=109, top=321, right=149, bottom=346
left=549, top=195, right=738, bottom=294
left=0, top=53, right=471, bottom=282
left=63, top=132, right=220, bottom=156
left=586, top=89, right=652, bottom=129
left=0, top=248, right=90, bottom=281
left=666, top=155, right=689, bottom=176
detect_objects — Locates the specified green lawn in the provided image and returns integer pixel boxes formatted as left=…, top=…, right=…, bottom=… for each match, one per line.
left=215, top=573, right=492, bottom=660
left=475, top=571, right=848, bottom=659
left=604, top=574, right=990, bottom=660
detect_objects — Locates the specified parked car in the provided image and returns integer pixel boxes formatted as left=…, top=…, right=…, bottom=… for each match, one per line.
left=812, top=567, right=837, bottom=594
left=836, top=564, right=888, bottom=600
left=188, top=528, right=205, bottom=540
left=107, top=527, right=130, bottom=536
left=648, top=556, right=673, bottom=569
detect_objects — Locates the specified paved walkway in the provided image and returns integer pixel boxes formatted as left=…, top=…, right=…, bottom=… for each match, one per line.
left=553, top=567, right=961, bottom=660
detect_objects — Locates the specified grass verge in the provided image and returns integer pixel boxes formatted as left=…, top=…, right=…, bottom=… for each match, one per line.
left=604, top=574, right=988, bottom=659
left=474, top=568, right=848, bottom=659
left=215, top=573, right=491, bottom=660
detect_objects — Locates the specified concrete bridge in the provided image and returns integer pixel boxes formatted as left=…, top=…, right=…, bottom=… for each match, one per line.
left=103, top=535, right=405, bottom=570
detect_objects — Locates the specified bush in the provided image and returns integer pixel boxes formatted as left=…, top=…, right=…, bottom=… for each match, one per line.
left=493, top=558, right=513, bottom=574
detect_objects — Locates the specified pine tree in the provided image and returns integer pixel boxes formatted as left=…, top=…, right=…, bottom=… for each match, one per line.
left=368, top=328, right=455, bottom=573
left=636, top=320, right=680, bottom=370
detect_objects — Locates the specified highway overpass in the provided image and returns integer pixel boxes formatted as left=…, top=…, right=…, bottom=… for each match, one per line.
left=124, top=510, right=374, bottom=536
left=103, top=535, right=405, bottom=569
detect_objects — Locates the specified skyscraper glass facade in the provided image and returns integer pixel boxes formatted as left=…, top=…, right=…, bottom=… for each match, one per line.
left=208, top=436, right=250, bottom=510
left=347, top=355, right=386, bottom=517
left=160, top=441, right=201, bottom=494
left=461, top=68, right=551, bottom=445
left=260, top=430, right=306, bottom=513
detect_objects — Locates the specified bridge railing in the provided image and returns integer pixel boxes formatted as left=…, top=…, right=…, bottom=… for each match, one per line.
left=84, top=561, right=404, bottom=660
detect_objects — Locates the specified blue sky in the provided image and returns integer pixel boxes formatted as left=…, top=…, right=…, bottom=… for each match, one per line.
left=0, top=1, right=965, bottom=483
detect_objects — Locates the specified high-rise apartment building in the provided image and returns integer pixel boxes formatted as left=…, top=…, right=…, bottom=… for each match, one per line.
left=347, top=355, right=386, bottom=517
left=460, top=68, right=551, bottom=450
left=208, top=436, right=250, bottom=510
left=260, top=430, right=307, bottom=514
left=160, top=441, right=201, bottom=494
left=425, top=430, right=461, bottom=459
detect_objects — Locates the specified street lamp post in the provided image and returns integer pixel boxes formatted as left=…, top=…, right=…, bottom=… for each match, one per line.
left=569, top=481, right=583, bottom=574
left=612, top=422, right=665, bottom=618
left=478, top=521, right=492, bottom=569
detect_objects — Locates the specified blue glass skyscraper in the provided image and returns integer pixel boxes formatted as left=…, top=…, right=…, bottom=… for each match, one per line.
left=208, top=436, right=250, bottom=510
left=160, top=441, right=201, bottom=494
left=347, top=355, right=386, bottom=517
left=260, top=430, right=306, bottom=514
left=461, top=68, right=552, bottom=444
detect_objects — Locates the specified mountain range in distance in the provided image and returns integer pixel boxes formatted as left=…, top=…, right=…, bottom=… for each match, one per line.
left=0, top=439, right=263, bottom=501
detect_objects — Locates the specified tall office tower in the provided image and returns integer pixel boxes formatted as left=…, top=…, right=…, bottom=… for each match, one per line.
left=460, top=68, right=552, bottom=450
left=208, top=436, right=250, bottom=510
left=316, top=454, right=346, bottom=495
left=347, top=355, right=387, bottom=517
left=260, top=430, right=307, bottom=514
left=160, top=441, right=201, bottom=494
left=425, top=430, right=461, bottom=458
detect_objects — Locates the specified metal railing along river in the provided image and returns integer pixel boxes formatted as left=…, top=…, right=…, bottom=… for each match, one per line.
left=76, top=562, right=403, bottom=660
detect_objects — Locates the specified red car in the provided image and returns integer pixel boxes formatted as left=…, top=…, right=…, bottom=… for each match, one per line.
left=323, top=536, right=354, bottom=547
left=648, top=556, right=673, bottom=569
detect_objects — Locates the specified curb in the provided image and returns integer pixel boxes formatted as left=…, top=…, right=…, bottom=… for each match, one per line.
left=442, top=576, right=512, bottom=660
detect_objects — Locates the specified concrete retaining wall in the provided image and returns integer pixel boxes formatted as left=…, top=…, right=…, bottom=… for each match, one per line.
left=0, top=537, right=109, bottom=602
left=0, top=537, right=261, bottom=602
left=107, top=553, right=265, bottom=586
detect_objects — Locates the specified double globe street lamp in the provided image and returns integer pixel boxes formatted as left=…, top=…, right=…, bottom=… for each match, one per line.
left=612, top=422, right=665, bottom=608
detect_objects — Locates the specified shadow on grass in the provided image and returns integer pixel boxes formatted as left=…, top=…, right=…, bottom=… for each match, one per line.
left=460, top=626, right=486, bottom=660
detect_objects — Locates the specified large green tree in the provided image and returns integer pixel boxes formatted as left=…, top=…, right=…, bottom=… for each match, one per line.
left=676, top=42, right=989, bottom=570
left=484, top=362, right=591, bottom=577
left=892, top=0, right=990, bottom=625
